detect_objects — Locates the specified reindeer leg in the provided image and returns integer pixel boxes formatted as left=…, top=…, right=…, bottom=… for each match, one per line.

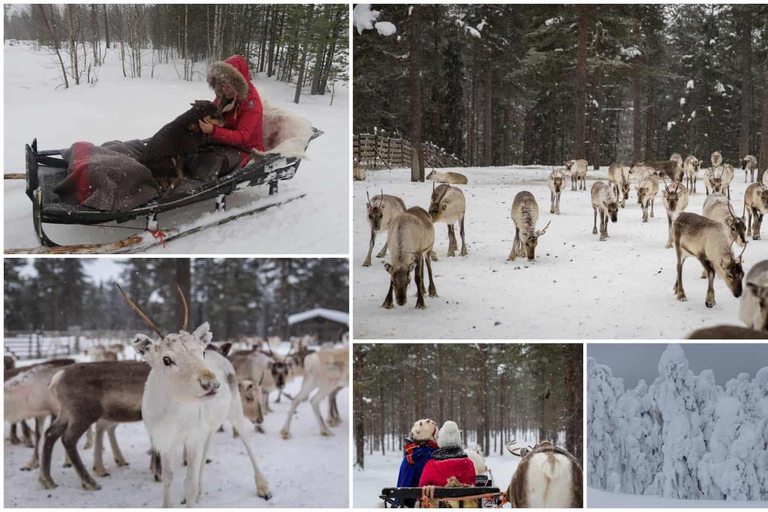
left=746, top=208, right=753, bottom=238
left=194, top=433, right=213, bottom=503
left=415, top=253, right=427, bottom=309
left=61, top=417, right=102, bottom=491
left=161, top=451, right=174, bottom=508
left=650, top=197, right=655, bottom=218
left=382, top=281, right=395, bottom=309
left=107, top=424, right=128, bottom=467
left=550, top=191, right=555, bottom=214
left=508, top=229, right=519, bottom=260
left=93, top=421, right=110, bottom=477
left=83, top=423, right=94, bottom=450
left=592, top=206, right=598, bottom=235
left=557, top=192, right=562, bottom=214
left=182, top=436, right=204, bottom=507
left=10, top=422, right=21, bottom=445
left=229, top=403, right=272, bottom=500
left=426, top=251, right=438, bottom=298
left=674, top=248, right=687, bottom=302
left=755, top=211, right=764, bottom=240
left=327, top=388, right=341, bottom=427
left=460, top=215, right=467, bottom=256
left=376, top=240, right=389, bottom=259
left=281, top=375, right=315, bottom=440
left=665, top=214, right=673, bottom=249
left=701, top=258, right=716, bottom=307
left=363, top=229, right=375, bottom=267
left=22, top=416, right=43, bottom=471
left=39, top=416, right=67, bottom=489
left=310, top=386, right=334, bottom=436
left=447, top=225, right=456, bottom=257
left=599, top=210, right=607, bottom=241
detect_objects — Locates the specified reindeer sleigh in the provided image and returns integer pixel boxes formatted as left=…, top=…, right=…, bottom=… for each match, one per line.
left=378, top=439, right=582, bottom=508
left=13, top=101, right=322, bottom=253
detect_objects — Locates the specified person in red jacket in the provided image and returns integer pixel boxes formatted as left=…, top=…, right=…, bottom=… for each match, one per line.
left=186, top=55, right=265, bottom=179
left=418, top=420, right=477, bottom=487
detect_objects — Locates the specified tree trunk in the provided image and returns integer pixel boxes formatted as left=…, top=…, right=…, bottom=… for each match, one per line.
left=37, top=5, right=69, bottom=89
left=645, top=83, right=656, bottom=159
left=760, top=51, right=768, bottom=183
left=175, top=259, right=191, bottom=331
left=259, top=6, right=270, bottom=73
left=67, top=5, right=79, bottom=85
left=483, top=64, right=493, bottom=166
left=632, top=13, right=642, bottom=163
left=103, top=4, right=109, bottom=48
left=183, top=5, right=189, bottom=81
left=438, top=344, right=444, bottom=425
left=320, top=7, right=343, bottom=94
left=469, top=53, right=477, bottom=166
left=415, top=344, right=422, bottom=419
left=354, top=348, right=365, bottom=469
left=293, top=5, right=314, bottom=104
left=573, top=5, right=589, bottom=159
left=267, top=5, right=279, bottom=77
left=279, top=260, right=288, bottom=339
left=739, top=11, right=753, bottom=160
left=565, top=343, right=576, bottom=457
left=90, top=5, right=99, bottom=66
left=409, top=5, right=425, bottom=181
left=593, top=22, right=605, bottom=170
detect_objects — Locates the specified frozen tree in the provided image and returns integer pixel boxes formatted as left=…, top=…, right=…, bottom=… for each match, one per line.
left=587, top=357, right=626, bottom=491
left=618, top=380, right=662, bottom=495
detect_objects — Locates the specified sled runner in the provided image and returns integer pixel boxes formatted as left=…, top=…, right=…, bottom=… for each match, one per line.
left=380, top=477, right=502, bottom=508
left=21, top=129, right=322, bottom=250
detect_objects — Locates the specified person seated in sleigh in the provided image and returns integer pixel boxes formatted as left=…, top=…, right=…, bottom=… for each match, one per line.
left=418, top=420, right=476, bottom=487
left=395, top=419, right=439, bottom=507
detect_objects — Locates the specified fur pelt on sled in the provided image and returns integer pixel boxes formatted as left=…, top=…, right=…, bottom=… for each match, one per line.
left=249, top=89, right=314, bottom=162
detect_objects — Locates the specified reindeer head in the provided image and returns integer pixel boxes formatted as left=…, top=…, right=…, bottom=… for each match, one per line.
left=662, top=180, right=686, bottom=212
left=719, top=243, right=746, bottom=299
left=366, top=191, right=387, bottom=231
left=428, top=183, right=451, bottom=222
left=741, top=157, right=748, bottom=171
left=238, top=376, right=265, bottom=425
left=723, top=201, right=747, bottom=247
left=385, top=260, right=415, bottom=306
left=426, top=170, right=436, bottom=180
left=121, top=284, right=221, bottom=402
left=690, top=157, right=701, bottom=171
left=564, top=160, right=575, bottom=171
left=550, top=169, right=565, bottom=193
left=746, top=282, right=768, bottom=331
left=268, top=356, right=290, bottom=389
left=521, top=221, right=551, bottom=261
left=711, top=151, right=723, bottom=167
left=710, top=171, right=724, bottom=193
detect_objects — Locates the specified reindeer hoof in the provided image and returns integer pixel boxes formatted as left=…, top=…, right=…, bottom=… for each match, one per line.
left=21, top=465, right=34, bottom=472
left=116, top=460, right=129, bottom=467
left=677, top=295, right=687, bottom=302
left=447, top=252, right=455, bottom=258
left=665, top=243, right=672, bottom=249
left=38, top=476, right=57, bottom=490
left=415, top=303, right=427, bottom=310
left=381, top=302, right=393, bottom=310
left=592, top=228, right=598, bottom=235
left=320, top=429, right=333, bottom=437
left=280, top=429, right=292, bottom=440
left=82, top=481, right=101, bottom=491
left=706, top=301, right=715, bottom=308
left=258, top=490, right=273, bottom=501
left=429, top=291, right=438, bottom=298
left=430, top=251, right=438, bottom=261
left=460, top=249, right=468, bottom=257
left=93, top=468, right=110, bottom=478
left=362, top=260, right=371, bottom=267
left=63, top=462, right=72, bottom=468
left=154, top=474, right=162, bottom=482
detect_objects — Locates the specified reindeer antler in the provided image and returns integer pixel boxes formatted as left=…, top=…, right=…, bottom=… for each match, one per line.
left=116, top=284, right=164, bottom=338
left=738, top=241, right=747, bottom=263
left=726, top=200, right=737, bottom=219
left=538, top=220, right=552, bottom=237
left=661, top=176, right=670, bottom=193
left=176, top=284, right=188, bottom=332
left=366, top=190, right=371, bottom=205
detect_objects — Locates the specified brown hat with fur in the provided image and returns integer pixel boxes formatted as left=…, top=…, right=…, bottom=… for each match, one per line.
left=207, top=56, right=250, bottom=103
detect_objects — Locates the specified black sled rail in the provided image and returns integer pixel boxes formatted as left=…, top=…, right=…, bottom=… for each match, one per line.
left=25, top=128, right=322, bottom=247
left=379, top=484, right=502, bottom=508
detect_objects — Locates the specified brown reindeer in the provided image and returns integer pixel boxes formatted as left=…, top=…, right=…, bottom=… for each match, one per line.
left=506, top=440, right=583, bottom=508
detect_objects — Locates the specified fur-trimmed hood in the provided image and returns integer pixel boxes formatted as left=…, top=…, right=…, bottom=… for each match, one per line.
left=207, top=55, right=251, bottom=102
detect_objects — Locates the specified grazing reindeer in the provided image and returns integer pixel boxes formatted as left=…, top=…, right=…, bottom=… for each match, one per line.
left=382, top=207, right=437, bottom=309
left=505, top=440, right=583, bottom=508
left=670, top=153, right=683, bottom=168
left=704, top=166, right=722, bottom=196
left=740, top=260, right=768, bottom=331
left=607, top=163, right=630, bottom=208
left=744, top=182, right=768, bottom=240
left=662, top=179, right=689, bottom=248
left=363, top=192, right=407, bottom=267
left=636, top=174, right=659, bottom=222
left=702, top=193, right=747, bottom=248
left=429, top=183, right=468, bottom=257
left=509, top=191, right=550, bottom=261
left=124, top=285, right=272, bottom=506
left=564, top=159, right=588, bottom=191
left=280, top=346, right=348, bottom=439
left=643, top=160, right=683, bottom=182
left=742, top=155, right=758, bottom=183
left=591, top=182, right=619, bottom=242
left=548, top=168, right=567, bottom=214
left=426, top=170, right=468, bottom=185
left=684, top=155, right=701, bottom=193
left=38, top=360, right=148, bottom=491
left=671, top=212, right=746, bottom=308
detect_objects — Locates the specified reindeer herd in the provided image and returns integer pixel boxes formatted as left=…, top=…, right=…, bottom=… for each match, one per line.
left=4, top=286, right=348, bottom=507
left=362, top=152, right=768, bottom=334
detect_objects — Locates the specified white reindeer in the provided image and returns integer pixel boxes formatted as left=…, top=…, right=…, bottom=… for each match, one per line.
left=505, top=440, right=583, bottom=508
left=683, top=155, right=701, bottom=193
left=741, top=155, right=758, bottom=183
left=124, top=285, right=272, bottom=507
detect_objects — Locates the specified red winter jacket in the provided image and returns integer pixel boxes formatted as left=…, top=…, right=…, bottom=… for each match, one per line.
left=418, top=456, right=476, bottom=487
left=210, top=55, right=265, bottom=166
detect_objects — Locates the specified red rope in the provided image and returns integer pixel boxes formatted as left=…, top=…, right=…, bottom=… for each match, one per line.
left=148, top=229, right=167, bottom=248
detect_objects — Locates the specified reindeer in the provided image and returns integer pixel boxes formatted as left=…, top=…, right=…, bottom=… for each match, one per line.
left=662, top=179, right=689, bottom=248
left=426, top=170, right=468, bottom=185
left=353, top=161, right=366, bottom=181
left=643, top=160, right=683, bottom=182
left=607, top=163, right=630, bottom=208
left=124, top=285, right=272, bottom=506
left=742, top=155, right=758, bottom=183
left=230, top=348, right=291, bottom=415
left=38, top=359, right=149, bottom=491
left=687, top=325, right=768, bottom=339
left=704, top=166, right=722, bottom=196
left=548, top=168, right=567, bottom=214
left=429, top=183, right=468, bottom=257
left=382, top=207, right=437, bottom=309
left=636, top=174, right=659, bottom=222
left=509, top=191, right=550, bottom=261
left=280, top=346, right=348, bottom=439
left=712, top=151, right=723, bottom=167
left=721, top=164, right=735, bottom=199
left=744, top=182, right=768, bottom=240
left=703, top=193, right=747, bottom=248
left=684, top=155, right=701, bottom=193
left=670, top=153, right=683, bottom=168
left=505, top=440, right=583, bottom=508
left=740, top=260, right=768, bottom=331
left=671, top=212, right=746, bottom=308
left=591, top=182, right=619, bottom=242
left=564, top=159, right=588, bottom=191
left=630, top=162, right=654, bottom=183
left=363, top=191, right=407, bottom=267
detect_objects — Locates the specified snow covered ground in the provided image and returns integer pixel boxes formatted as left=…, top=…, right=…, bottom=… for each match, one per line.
left=353, top=166, right=764, bottom=339
left=4, top=344, right=349, bottom=508
left=588, top=487, right=768, bottom=508
left=353, top=448, right=524, bottom=508
left=4, top=41, right=349, bottom=254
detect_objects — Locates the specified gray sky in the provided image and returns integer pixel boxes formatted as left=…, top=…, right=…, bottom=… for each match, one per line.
left=589, top=344, right=768, bottom=388
left=19, top=259, right=125, bottom=284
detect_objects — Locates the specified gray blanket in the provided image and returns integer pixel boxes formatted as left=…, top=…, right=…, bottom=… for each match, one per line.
left=54, top=140, right=160, bottom=212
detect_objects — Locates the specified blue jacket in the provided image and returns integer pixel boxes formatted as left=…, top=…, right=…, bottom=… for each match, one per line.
left=397, top=441, right=439, bottom=488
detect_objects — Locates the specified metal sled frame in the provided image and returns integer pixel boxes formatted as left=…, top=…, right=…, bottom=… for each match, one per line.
left=25, top=128, right=322, bottom=247
left=379, top=483, right=502, bottom=509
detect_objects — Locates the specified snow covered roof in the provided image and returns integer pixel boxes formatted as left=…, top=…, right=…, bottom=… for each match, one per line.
left=288, top=308, right=349, bottom=326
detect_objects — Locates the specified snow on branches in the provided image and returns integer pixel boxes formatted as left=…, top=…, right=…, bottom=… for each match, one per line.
left=588, top=345, right=768, bottom=501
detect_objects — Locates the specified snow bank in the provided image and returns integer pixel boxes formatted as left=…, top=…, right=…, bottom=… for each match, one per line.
left=353, top=4, right=380, bottom=35
left=375, top=22, right=397, bottom=37
left=657, top=343, right=686, bottom=375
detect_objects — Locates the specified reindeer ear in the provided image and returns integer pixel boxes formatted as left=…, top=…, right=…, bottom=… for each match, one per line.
left=384, top=263, right=393, bottom=274
left=192, top=322, right=213, bottom=345
left=132, top=334, right=154, bottom=356
left=220, top=342, right=232, bottom=357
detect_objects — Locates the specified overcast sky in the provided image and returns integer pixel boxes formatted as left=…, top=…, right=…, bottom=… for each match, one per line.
left=589, top=343, right=768, bottom=388
left=19, top=259, right=126, bottom=284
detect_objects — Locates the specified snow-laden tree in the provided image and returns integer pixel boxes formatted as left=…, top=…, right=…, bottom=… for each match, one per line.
left=755, top=368, right=768, bottom=499
left=587, top=357, right=627, bottom=491
left=618, top=380, right=662, bottom=495
left=694, top=369, right=721, bottom=451
left=650, top=344, right=707, bottom=499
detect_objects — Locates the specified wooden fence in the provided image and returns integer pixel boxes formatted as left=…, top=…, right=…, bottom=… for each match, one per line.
left=354, top=133, right=466, bottom=170
left=4, top=330, right=132, bottom=360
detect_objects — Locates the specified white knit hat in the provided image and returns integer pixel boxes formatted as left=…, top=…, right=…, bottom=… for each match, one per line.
left=437, top=420, right=462, bottom=448
left=410, top=419, right=437, bottom=442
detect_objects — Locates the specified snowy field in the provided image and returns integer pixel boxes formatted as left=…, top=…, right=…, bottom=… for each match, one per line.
left=588, top=487, right=768, bottom=508
left=4, top=41, right=349, bottom=254
left=353, top=448, right=523, bottom=508
left=4, top=345, right=349, bottom=508
left=353, top=166, right=764, bottom=339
